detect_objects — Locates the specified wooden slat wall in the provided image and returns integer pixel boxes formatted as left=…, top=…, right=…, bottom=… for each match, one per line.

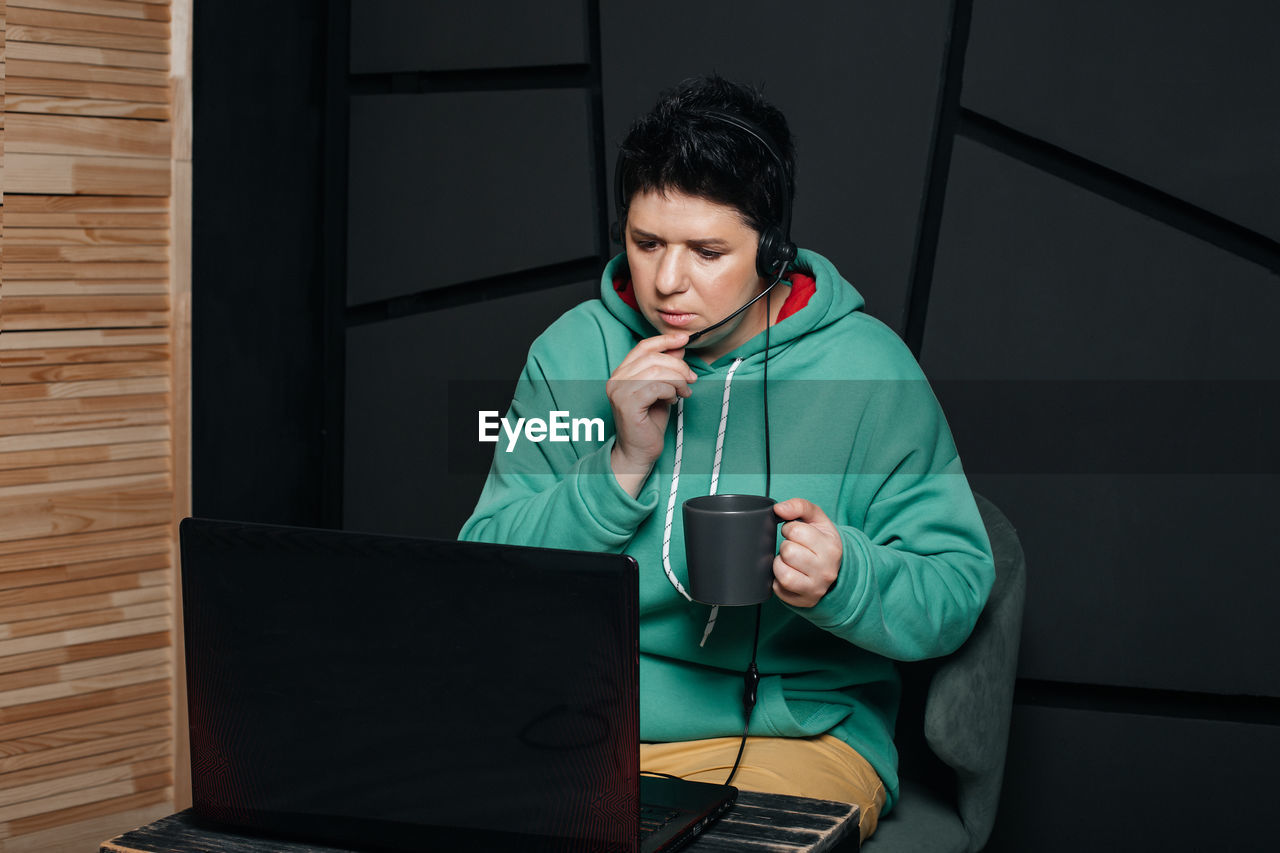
left=0, top=1, right=189, bottom=849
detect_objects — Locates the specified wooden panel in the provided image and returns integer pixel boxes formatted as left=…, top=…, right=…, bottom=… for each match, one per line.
left=9, top=0, right=170, bottom=23
left=6, top=244, right=170, bottom=262
left=3, top=152, right=169, bottom=195
left=4, top=193, right=168, bottom=213
left=0, top=327, right=168, bottom=351
left=0, top=685, right=168, bottom=738
left=0, top=584, right=167, bottom=625
left=5, top=39, right=168, bottom=70
left=1, top=802, right=172, bottom=853
left=0, top=550, right=170, bottom=591
left=0, top=684, right=168, bottom=735
left=0, top=2, right=184, bottom=847
left=0, top=628, right=169, bottom=674
left=0, top=736, right=170, bottom=786
left=7, top=113, right=170, bottom=157
left=1, top=787, right=173, bottom=842
left=3, top=301, right=169, bottom=330
left=3, top=258, right=169, bottom=277
left=4, top=227, right=168, bottom=244
left=0, top=523, right=169, bottom=560
left=0, top=478, right=174, bottom=544
left=0, top=579, right=168, bottom=623
left=7, top=57, right=167, bottom=86
left=4, top=210, right=168, bottom=227
left=0, top=341, right=169, bottom=368
left=7, top=24, right=169, bottom=54
left=6, top=75, right=168, bottom=103
left=0, top=712, right=170, bottom=767
left=0, top=375, right=168, bottom=401
left=4, top=96, right=169, bottom=121
left=0, top=407, right=169, bottom=435
left=0, top=772, right=172, bottom=825
left=0, top=657, right=170, bottom=705
left=0, top=355, right=168, bottom=382
left=5, top=7, right=168, bottom=39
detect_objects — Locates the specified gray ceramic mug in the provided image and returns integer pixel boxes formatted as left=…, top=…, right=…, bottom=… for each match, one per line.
left=682, top=494, right=782, bottom=606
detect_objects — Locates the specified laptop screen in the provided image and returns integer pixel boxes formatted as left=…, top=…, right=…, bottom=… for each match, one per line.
left=180, top=519, right=641, bottom=852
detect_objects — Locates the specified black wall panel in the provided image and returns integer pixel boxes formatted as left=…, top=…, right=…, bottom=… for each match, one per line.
left=967, top=474, right=1280, bottom=696
left=923, top=139, right=1280, bottom=381
left=350, top=0, right=587, bottom=74
left=600, top=0, right=952, bottom=334
left=347, top=90, right=597, bottom=306
left=344, top=281, right=597, bottom=539
left=922, top=139, right=1280, bottom=696
left=193, top=0, right=328, bottom=526
left=986, top=705, right=1280, bottom=851
left=964, top=0, right=1280, bottom=241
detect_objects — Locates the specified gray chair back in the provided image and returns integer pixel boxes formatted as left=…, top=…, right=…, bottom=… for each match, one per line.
left=868, top=492, right=1026, bottom=852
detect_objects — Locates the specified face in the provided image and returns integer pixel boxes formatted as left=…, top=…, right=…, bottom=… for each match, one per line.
left=624, top=189, right=770, bottom=363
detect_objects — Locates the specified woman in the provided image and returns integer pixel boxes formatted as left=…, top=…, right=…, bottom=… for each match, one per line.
left=461, top=75, right=993, bottom=842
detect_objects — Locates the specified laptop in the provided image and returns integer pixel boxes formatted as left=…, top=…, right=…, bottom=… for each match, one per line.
left=179, top=518, right=737, bottom=852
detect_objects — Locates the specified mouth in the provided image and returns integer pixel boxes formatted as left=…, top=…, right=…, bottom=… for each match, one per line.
left=657, top=310, right=699, bottom=328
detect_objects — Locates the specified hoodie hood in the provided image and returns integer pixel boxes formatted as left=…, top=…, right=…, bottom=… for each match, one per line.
left=599, top=248, right=867, bottom=366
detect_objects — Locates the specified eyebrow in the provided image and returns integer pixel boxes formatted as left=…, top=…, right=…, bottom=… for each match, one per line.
left=629, top=227, right=732, bottom=249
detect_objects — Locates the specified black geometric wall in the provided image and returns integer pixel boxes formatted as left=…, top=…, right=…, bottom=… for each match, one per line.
left=921, top=2, right=1280, bottom=849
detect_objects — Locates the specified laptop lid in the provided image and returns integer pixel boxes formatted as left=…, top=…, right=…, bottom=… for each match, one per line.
left=181, top=518, right=649, bottom=852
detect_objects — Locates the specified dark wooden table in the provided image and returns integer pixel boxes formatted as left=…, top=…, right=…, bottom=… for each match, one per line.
left=101, top=793, right=859, bottom=852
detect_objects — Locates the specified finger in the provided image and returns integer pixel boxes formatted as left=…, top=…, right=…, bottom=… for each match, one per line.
left=609, top=368, right=693, bottom=404
left=619, top=333, right=691, bottom=370
left=777, top=540, right=821, bottom=578
left=614, top=353, right=697, bottom=386
left=632, top=379, right=682, bottom=409
left=772, top=561, right=819, bottom=606
left=625, top=372, right=692, bottom=402
left=774, top=552, right=814, bottom=586
left=773, top=497, right=820, bottom=522
left=631, top=355, right=697, bottom=383
left=780, top=520, right=825, bottom=551
left=772, top=578, right=808, bottom=608
left=649, top=332, right=691, bottom=353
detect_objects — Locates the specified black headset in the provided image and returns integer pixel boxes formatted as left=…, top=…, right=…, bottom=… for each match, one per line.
left=611, top=110, right=797, bottom=281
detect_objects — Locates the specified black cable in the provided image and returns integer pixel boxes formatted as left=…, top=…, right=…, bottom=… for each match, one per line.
left=723, top=281, right=776, bottom=787
left=724, top=602, right=763, bottom=786
left=763, top=285, right=772, bottom=498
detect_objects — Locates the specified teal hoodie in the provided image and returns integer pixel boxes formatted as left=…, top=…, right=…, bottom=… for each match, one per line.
left=460, top=249, right=994, bottom=811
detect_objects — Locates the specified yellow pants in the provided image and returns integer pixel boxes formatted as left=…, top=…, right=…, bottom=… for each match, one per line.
left=640, top=735, right=886, bottom=842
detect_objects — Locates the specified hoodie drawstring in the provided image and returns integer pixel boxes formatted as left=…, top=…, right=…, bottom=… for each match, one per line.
left=660, top=358, right=743, bottom=647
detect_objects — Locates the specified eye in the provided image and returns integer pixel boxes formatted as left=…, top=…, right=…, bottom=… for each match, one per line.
left=695, top=248, right=722, bottom=261
left=634, top=239, right=660, bottom=251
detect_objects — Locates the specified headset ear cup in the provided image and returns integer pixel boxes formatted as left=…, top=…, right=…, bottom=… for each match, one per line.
left=779, top=239, right=797, bottom=268
left=755, top=227, right=785, bottom=278
left=610, top=219, right=623, bottom=245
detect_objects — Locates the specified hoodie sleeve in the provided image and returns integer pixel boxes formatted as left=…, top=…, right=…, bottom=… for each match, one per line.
left=795, top=375, right=995, bottom=662
left=458, top=342, right=661, bottom=552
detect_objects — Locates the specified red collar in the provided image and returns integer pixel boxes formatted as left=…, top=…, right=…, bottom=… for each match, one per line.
left=612, top=271, right=817, bottom=323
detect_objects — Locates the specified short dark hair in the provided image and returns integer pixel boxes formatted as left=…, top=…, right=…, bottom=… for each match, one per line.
left=616, top=75, right=795, bottom=236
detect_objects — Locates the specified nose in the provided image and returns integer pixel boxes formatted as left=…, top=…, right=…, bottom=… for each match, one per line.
left=653, top=248, right=689, bottom=296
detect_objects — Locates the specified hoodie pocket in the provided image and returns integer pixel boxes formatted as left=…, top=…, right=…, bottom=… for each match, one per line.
left=755, top=675, right=855, bottom=737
